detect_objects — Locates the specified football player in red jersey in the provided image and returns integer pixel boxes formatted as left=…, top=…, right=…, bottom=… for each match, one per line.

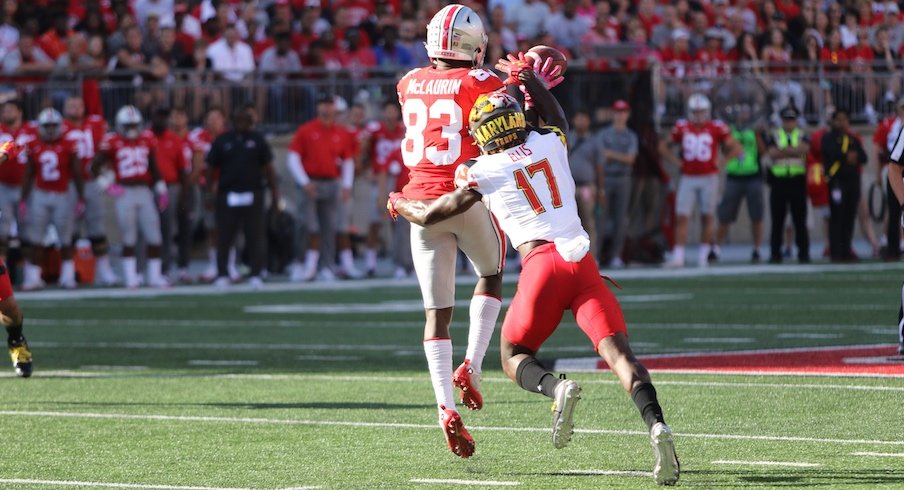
left=391, top=65, right=679, bottom=485
left=0, top=100, right=37, bottom=262
left=19, top=109, right=85, bottom=290
left=149, top=107, right=190, bottom=279
left=92, top=106, right=170, bottom=289
left=394, top=3, right=507, bottom=458
left=0, top=139, right=32, bottom=377
left=659, top=94, right=740, bottom=267
left=363, top=99, right=406, bottom=277
left=62, top=95, right=118, bottom=285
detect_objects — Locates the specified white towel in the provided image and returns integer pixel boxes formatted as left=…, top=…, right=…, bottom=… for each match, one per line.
left=554, top=236, right=590, bottom=262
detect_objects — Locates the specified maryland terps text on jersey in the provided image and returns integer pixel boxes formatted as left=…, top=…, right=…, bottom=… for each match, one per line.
left=406, top=79, right=464, bottom=96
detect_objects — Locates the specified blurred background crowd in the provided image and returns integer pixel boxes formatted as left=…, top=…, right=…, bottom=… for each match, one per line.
left=0, top=0, right=901, bottom=289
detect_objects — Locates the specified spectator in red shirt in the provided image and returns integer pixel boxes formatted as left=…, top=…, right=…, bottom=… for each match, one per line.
left=339, top=27, right=376, bottom=78
left=660, top=29, right=693, bottom=78
left=821, top=28, right=848, bottom=72
left=636, top=0, right=661, bottom=37
left=694, top=29, right=729, bottom=77
left=38, top=12, right=72, bottom=60
left=581, top=7, right=622, bottom=57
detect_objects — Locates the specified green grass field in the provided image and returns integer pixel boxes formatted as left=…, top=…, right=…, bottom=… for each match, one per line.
left=3, top=263, right=904, bottom=489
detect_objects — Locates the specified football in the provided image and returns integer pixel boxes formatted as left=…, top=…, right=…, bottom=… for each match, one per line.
left=525, top=45, right=568, bottom=76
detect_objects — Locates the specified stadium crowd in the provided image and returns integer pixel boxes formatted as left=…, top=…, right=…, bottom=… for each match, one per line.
left=0, top=0, right=899, bottom=289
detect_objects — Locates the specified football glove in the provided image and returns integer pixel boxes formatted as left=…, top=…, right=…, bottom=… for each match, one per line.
left=387, top=191, right=404, bottom=221
left=155, top=181, right=169, bottom=211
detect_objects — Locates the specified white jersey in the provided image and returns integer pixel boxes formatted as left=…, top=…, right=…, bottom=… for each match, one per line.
left=455, top=127, right=588, bottom=250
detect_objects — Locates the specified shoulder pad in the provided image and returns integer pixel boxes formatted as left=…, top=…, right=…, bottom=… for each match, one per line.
left=537, top=126, right=567, bottom=146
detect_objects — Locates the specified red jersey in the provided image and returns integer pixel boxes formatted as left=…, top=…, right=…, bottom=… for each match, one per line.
left=670, top=119, right=731, bottom=175
left=188, top=127, right=222, bottom=185
left=396, top=66, right=504, bottom=199
left=154, top=129, right=190, bottom=184
left=874, top=115, right=896, bottom=162
left=0, top=122, right=38, bottom=186
left=289, top=119, right=356, bottom=179
left=368, top=121, right=405, bottom=175
left=98, top=131, right=157, bottom=185
left=659, top=48, right=693, bottom=77
left=63, top=115, right=107, bottom=179
left=27, top=137, right=77, bottom=193
left=694, top=49, right=729, bottom=77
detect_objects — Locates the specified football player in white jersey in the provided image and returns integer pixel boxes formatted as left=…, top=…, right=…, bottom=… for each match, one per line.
left=390, top=60, right=680, bottom=486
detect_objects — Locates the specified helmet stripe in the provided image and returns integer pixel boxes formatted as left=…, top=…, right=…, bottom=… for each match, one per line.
left=441, top=5, right=462, bottom=51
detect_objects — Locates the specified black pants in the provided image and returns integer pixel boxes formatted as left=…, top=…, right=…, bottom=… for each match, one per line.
left=887, top=179, right=901, bottom=260
left=828, top=176, right=861, bottom=261
left=215, top=190, right=265, bottom=278
left=769, top=176, right=809, bottom=261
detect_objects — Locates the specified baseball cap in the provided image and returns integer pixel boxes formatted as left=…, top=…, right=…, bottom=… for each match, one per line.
left=780, top=106, right=799, bottom=119
left=613, top=100, right=630, bottom=111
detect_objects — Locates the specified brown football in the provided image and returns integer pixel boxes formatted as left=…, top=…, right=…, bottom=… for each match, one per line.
left=525, top=45, right=567, bottom=76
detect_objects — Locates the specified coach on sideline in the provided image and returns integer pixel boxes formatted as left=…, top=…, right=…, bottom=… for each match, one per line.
left=206, top=106, right=280, bottom=289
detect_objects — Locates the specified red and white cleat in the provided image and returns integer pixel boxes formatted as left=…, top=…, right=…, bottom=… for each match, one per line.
left=453, top=359, right=483, bottom=411
left=439, top=406, right=474, bottom=459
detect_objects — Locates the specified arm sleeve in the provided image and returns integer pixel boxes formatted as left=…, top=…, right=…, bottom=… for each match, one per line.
left=287, top=150, right=310, bottom=186
left=340, top=158, right=354, bottom=189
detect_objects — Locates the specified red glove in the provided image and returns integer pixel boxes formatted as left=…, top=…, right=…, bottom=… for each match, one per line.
left=75, top=199, right=86, bottom=218
left=17, top=201, right=27, bottom=221
left=495, top=52, right=533, bottom=86
left=387, top=191, right=404, bottom=221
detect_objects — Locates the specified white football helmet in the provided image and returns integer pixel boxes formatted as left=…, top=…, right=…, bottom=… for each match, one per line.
left=687, top=93, right=711, bottom=124
left=425, top=4, right=488, bottom=67
left=115, top=105, right=143, bottom=139
left=36, top=108, right=64, bottom=141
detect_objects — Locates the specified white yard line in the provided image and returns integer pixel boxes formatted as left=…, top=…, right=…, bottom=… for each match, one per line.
left=410, top=479, right=520, bottom=486
left=20, top=371, right=904, bottom=391
left=683, top=337, right=756, bottom=344
left=712, top=460, right=821, bottom=467
left=0, top=410, right=901, bottom=446
left=187, top=361, right=259, bottom=367
left=850, top=451, right=904, bottom=457
left=556, top=470, right=652, bottom=477
left=0, top=478, right=257, bottom=490
left=14, top=261, right=903, bottom=302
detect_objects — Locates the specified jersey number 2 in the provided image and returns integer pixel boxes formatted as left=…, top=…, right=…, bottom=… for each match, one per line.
left=514, top=159, right=563, bottom=215
left=401, top=99, right=462, bottom=167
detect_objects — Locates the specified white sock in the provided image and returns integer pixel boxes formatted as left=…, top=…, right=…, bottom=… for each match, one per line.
left=148, top=258, right=162, bottom=284
left=671, top=245, right=685, bottom=263
left=122, top=257, right=138, bottom=286
left=423, top=338, right=457, bottom=412
left=228, top=248, right=238, bottom=276
left=365, top=248, right=377, bottom=270
left=304, top=249, right=320, bottom=273
left=339, top=249, right=355, bottom=270
left=96, top=255, right=111, bottom=273
left=60, top=260, right=75, bottom=284
left=465, top=295, right=501, bottom=372
left=26, top=263, right=41, bottom=283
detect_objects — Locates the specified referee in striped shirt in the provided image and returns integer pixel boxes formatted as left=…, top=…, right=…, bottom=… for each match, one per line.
left=886, top=118, right=904, bottom=354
